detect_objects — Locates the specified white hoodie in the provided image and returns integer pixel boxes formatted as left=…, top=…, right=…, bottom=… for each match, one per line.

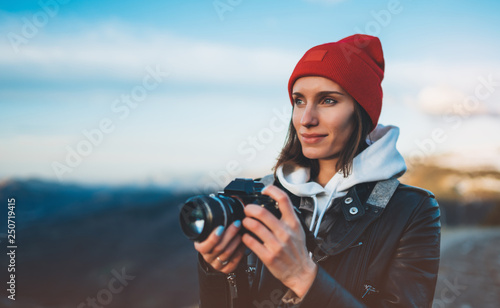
left=275, top=124, right=407, bottom=237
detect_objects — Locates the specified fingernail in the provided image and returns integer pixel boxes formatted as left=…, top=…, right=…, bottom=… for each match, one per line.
left=234, top=220, right=241, bottom=228
left=215, top=226, right=224, bottom=237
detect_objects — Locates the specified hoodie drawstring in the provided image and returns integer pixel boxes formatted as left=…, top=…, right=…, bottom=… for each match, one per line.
left=313, top=190, right=336, bottom=237
left=309, top=196, right=318, bottom=232
left=311, top=180, right=341, bottom=237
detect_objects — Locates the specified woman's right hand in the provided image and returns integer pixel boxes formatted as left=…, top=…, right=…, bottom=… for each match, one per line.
left=194, top=220, right=247, bottom=274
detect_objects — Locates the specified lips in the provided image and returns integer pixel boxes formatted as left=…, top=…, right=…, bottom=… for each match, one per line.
left=300, top=133, right=328, bottom=144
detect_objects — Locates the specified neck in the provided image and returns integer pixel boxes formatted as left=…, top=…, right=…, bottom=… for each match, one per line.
left=315, top=159, right=339, bottom=187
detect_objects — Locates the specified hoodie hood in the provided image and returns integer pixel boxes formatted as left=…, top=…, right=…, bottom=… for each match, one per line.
left=337, top=124, right=407, bottom=191
left=276, top=124, right=407, bottom=236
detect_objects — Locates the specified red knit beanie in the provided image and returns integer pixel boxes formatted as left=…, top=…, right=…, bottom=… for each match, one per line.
left=288, top=34, right=385, bottom=130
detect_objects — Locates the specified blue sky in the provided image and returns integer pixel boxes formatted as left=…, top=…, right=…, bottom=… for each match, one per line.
left=1, top=0, right=500, bottom=187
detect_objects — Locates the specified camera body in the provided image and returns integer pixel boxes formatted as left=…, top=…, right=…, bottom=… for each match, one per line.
left=179, top=178, right=280, bottom=242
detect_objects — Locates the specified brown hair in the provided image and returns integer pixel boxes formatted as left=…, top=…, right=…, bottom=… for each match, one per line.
left=273, top=101, right=373, bottom=180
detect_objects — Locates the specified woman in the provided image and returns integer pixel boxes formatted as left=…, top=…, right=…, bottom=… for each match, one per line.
left=194, top=34, right=440, bottom=307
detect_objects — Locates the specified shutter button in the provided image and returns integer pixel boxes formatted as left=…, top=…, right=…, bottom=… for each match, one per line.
left=344, top=197, right=353, bottom=204
left=349, top=207, right=359, bottom=215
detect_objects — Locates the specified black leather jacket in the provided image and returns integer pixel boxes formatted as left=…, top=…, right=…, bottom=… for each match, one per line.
left=198, top=179, right=441, bottom=307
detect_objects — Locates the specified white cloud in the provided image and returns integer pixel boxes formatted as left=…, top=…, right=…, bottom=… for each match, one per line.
left=415, top=84, right=500, bottom=116
left=1, top=17, right=499, bottom=100
left=417, top=86, right=462, bottom=115
left=385, top=61, right=500, bottom=116
left=386, top=61, right=500, bottom=91
left=0, top=20, right=298, bottom=87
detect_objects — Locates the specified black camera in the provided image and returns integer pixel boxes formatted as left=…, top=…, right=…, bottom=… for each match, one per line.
left=179, top=178, right=280, bottom=242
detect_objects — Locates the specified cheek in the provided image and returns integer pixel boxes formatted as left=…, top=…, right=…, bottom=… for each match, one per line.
left=325, top=111, right=354, bottom=139
left=340, top=115, right=354, bottom=131
left=326, top=113, right=347, bottom=129
left=338, top=115, right=355, bottom=140
left=292, top=109, right=301, bottom=129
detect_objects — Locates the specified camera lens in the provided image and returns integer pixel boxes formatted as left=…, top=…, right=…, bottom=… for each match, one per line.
left=179, top=195, right=244, bottom=242
left=186, top=206, right=205, bottom=235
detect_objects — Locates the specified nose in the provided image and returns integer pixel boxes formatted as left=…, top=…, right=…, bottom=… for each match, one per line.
left=300, top=104, right=319, bottom=127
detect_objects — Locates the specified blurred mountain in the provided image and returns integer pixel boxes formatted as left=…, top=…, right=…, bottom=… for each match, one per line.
left=401, top=150, right=500, bottom=226
left=402, top=150, right=500, bottom=201
left=0, top=178, right=200, bottom=308
left=0, top=178, right=190, bottom=229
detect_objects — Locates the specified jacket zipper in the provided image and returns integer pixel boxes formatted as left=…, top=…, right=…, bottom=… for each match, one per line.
left=352, top=219, right=380, bottom=298
left=346, top=236, right=369, bottom=295
left=227, top=272, right=238, bottom=308
left=362, top=284, right=379, bottom=298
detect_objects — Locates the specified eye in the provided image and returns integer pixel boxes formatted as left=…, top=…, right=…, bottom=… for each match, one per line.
left=293, top=98, right=305, bottom=106
left=323, top=98, right=338, bottom=105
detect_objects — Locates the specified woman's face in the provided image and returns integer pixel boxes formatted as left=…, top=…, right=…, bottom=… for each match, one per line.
left=292, top=76, right=355, bottom=161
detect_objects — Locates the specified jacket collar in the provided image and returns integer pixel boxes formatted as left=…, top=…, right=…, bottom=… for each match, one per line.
left=274, top=177, right=398, bottom=260
left=309, top=181, right=398, bottom=260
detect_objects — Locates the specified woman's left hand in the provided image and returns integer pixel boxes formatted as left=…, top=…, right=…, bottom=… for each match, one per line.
left=241, top=185, right=318, bottom=299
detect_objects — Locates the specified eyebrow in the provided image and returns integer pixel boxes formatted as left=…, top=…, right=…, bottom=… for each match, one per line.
left=292, top=91, right=345, bottom=98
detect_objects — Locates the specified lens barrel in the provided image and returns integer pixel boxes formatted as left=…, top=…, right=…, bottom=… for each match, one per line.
left=179, top=194, right=244, bottom=242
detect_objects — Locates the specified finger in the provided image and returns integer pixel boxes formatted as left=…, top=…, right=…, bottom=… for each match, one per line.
left=210, top=220, right=242, bottom=257
left=244, top=204, right=281, bottom=232
left=210, top=240, right=244, bottom=272
left=242, top=217, right=279, bottom=249
left=262, top=185, right=297, bottom=222
left=215, top=234, right=242, bottom=265
left=194, top=225, right=225, bottom=255
left=245, top=204, right=299, bottom=244
left=242, top=233, right=271, bottom=264
left=220, top=244, right=247, bottom=274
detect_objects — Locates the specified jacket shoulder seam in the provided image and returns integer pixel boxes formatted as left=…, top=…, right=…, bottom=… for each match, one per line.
left=396, top=183, right=435, bottom=198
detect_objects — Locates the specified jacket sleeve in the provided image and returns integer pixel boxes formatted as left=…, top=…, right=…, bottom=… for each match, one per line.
left=197, top=254, right=231, bottom=308
left=296, top=195, right=441, bottom=308
left=198, top=253, right=252, bottom=308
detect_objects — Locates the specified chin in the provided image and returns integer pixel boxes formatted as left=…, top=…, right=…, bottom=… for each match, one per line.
left=302, top=150, right=325, bottom=160
left=302, top=147, right=340, bottom=161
